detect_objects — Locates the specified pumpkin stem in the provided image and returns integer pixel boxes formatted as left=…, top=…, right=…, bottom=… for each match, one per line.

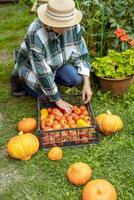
left=22, top=156, right=31, bottom=161
left=19, top=131, right=23, bottom=135
left=106, top=110, right=112, bottom=115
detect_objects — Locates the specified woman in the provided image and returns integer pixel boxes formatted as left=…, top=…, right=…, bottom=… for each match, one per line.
left=11, top=0, right=92, bottom=114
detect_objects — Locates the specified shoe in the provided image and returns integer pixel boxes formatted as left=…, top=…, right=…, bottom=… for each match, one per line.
left=12, top=90, right=27, bottom=97
left=10, top=74, right=26, bottom=97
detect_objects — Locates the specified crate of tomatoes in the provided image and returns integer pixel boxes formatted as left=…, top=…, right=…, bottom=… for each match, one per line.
left=37, top=94, right=99, bottom=148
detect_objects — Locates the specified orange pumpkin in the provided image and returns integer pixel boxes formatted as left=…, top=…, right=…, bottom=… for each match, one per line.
left=7, top=132, right=39, bottom=161
left=48, top=147, right=62, bottom=161
left=18, top=118, right=37, bottom=133
left=96, top=111, right=123, bottom=135
left=82, top=179, right=117, bottom=200
left=67, top=162, right=92, bottom=186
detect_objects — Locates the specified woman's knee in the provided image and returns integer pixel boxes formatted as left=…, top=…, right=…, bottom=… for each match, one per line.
left=55, top=64, right=83, bottom=86
left=72, top=73, right=82, bottom=86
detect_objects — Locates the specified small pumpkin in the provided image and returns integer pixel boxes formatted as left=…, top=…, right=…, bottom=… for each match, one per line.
left=67, top=162, right=92, bottom=186
left=96, top=111, right=123, bottom=135
left=48, top=147, right=62, bottom=161
left=7, top=132, right=39, bottom=161
left=18, top=118, right=37, bottom=133
left=82, top=179, right=117, bottom=200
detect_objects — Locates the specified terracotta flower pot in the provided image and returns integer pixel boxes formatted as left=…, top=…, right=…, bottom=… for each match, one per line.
left=98, top=76, right=134, bottom=94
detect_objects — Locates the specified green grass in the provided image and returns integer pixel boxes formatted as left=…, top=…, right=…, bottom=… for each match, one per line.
left=0, top=3, right=134, bottom=200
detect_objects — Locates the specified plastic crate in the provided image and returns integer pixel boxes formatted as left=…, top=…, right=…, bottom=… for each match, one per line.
left=37, top=94, right=99, bottom=148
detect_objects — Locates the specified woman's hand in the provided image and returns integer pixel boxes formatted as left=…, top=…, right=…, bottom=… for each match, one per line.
left=55, top=99, right=73, bottom=114
left=82, top=76, right=93, bottom=104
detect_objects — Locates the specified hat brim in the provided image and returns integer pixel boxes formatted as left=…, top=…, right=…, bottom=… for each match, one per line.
left=37, top=4, right=82, bottom=28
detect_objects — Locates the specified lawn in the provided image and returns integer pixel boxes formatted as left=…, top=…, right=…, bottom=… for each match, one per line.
left=0, top=3, right=134, bottom=200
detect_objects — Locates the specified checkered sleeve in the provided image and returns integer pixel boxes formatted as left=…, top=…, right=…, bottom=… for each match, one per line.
left=29, top=33, right=61, bottom=102
left=71, top=24, right=91, bottom=77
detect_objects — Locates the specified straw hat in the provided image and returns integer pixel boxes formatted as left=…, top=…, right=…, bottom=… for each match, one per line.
left=37, top=0, right=82, bottom=27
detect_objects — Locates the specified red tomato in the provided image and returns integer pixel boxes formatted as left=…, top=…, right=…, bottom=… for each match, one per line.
left=72, top=106, right=78, bottom=111
left=47, top=108, right=52, bottom=113
left=62, top=124, right=70, bottom=129
left=79, top=105, right=87, bottom=111
left=70, top=124, right=77, bottom=128
left=73, top=108, right=81, bottom=115
left=43, top=134, right=55, bottom=147
left=59, top=118, right=67, bottom=126
left=66, top=115, right=73, bottom=121
left=61, top=131, right=68, bottom=141
left=71, top=113, right=79, bottom=122
left=43, top=127, right=53, bottom=132
left=48, top=114, right=55, bottom=120
left=80, top=137, right=89, bottom=144
left=54, top=120, right=58, bottom=124
left=79, top=114, right=85, bottom=119
left=79, top=130, right=88, bottom=138
left=55, top=115, right=62, bottom=121
left=64, top=113, right=68, bottom=119
left=67, top=119, right=75, bottom=127
left=45, top=117, right=54, bottom=127
left=51, top=108, right=63, bottom=117
left=53, top=123, right=62, bottom=130
left=81, top=110, right=89, bottom=116
left=68, top=130, right=77, bottom=141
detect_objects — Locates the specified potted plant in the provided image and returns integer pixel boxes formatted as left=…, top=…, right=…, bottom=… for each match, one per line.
left=92, top=28, right=134, bottom=94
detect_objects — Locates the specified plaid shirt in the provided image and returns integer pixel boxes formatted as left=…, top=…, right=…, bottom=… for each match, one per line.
left=14, top=19, right=91, bottom=101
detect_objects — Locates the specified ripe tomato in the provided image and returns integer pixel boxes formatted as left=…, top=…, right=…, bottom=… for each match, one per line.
left=79, top=114, right=85, bottom=119
left=62, top=124, right=70, bottom=129
left=84, top=115, right=91, bottom=122
left=67, top=119, right=76, bottom=127
left=48, top=114, right=55, bottom=120
left=68, top=130, right=77, bottom=141
left=71, top=113, right=79, bottom=122
left=45, top=117, right=54, bottom=127
left=66, top=115, right=73, bottom=121
left=43, top=134, right=55, bottom=147
left=80, top=137, right=89, bottom=144
left=54, top=132, right=61, bottom=142
left=86, top=120, right=92, bottom=125
left=72, top=106, right=78, bottom=111
left=55, top=115, right=62, bottom=121
left=61, top=131, right=68, bottom=141
left=79, top=130, right=88, bottom=138
left=54, top=120, right=58, bottom=124
left=81, top=110, right=89, bottom=116
left=70, top=124, right=77, bottom=128
left=79, top=105, right=87, bottom=111
left=53, top=123, right=62, bottom=130
left=64, top=113, right=68, bottom=119
left=59, top=118, right=67, bottom=126
left=73, top=108, right=81, bottom=115
left=43, top=127, right=53, bottom=132
left=51, top=108, right=63, bottom=117
left=47, top=108, right=52, bottom=114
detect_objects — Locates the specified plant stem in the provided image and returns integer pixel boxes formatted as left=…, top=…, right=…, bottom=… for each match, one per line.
left=100, top=0, right=105, bottom=57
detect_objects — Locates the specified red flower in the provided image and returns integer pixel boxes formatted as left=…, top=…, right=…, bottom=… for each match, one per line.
left=114, top=28, right=125, bottom=37
left=130, top=40, right=134, bottom=46
left=120, top=34, right=130, bottom=41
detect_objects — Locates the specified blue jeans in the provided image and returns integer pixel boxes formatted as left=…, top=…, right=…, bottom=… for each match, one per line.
left=25, top=64, right=83, bottom=98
